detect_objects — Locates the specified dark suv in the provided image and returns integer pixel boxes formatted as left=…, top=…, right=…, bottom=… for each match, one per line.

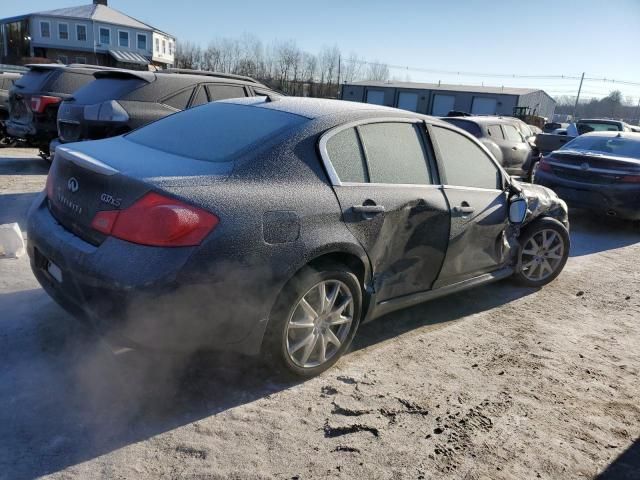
left=7, top=64, right=110, bottom=157
left=55, top=68, right=279, bottom=151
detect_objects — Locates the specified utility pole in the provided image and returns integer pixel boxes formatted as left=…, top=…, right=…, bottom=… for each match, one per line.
left=572, top=72, right=585, bottom=121
left=337, top=54, right=341, bottom=99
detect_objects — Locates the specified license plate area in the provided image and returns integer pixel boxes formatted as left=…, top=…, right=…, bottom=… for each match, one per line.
left=34, top=248, right=63, bottom=284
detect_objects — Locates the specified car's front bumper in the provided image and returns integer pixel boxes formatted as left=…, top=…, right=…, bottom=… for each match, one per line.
left=27, top=194, right=271, bottom=355
left=534, top=170, right=640, bottom=220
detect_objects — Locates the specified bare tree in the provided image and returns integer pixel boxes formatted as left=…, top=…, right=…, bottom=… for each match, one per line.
left=366, top=60, right=390, bottom=81
left=174, top=41, right=202, bottom=69
left=342, top=52, right=364, bottom=83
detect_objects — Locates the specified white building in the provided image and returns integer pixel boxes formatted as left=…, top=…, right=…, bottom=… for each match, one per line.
left=0, top=0, right=175, bottom=69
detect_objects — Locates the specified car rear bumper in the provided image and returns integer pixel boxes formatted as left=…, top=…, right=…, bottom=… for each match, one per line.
left=27, top=193, right=271, bottom=355
left=534, top=170, right=640, bottom=220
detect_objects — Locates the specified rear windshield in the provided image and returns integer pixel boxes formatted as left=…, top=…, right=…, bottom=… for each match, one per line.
left=14, top=69, right=53, bottom=91
left=443, top=119, right=482, bottom=138
left=71, top=77, right=147, bottom=103
left=47, top=71, right=95, bottom=94
left=126, top=102, right=306, bottom=162
left=577, top=122, right=622, bottom=134
left=561, top=135, right=640, bottom=159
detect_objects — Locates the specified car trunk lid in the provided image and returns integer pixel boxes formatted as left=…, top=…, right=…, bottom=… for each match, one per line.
left=47, top=137, right=234, bottom=245
left=546, top=151, right=640, bottom=184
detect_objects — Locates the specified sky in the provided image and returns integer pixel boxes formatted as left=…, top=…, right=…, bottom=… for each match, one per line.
left=4, top=0, right=640, bottom=101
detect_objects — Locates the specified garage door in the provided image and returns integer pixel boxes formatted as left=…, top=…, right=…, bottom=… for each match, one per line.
left=366, top=90, right=385, bottom=105
left=431, top=94, right=455, bottom=116
left=397, top=92, right=419, bottom=112
left=471, top=97, right=498, bottom=115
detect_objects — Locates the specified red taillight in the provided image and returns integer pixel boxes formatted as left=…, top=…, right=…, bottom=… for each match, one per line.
left=30, top=95, right=61, bottom=114
left=538, top=157, right=552, bottom=173
left=621, top=174, right=640, bottom=183
left=91, top=192, right=219, bottom=247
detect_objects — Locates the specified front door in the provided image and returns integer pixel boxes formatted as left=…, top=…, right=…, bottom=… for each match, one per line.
left=320, top=120, right=450, bottom=302
left=429, top=124, right=510, bottom=287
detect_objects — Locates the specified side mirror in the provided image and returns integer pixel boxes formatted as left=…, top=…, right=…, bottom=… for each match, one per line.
left=509, top=197, right=527, bottom=224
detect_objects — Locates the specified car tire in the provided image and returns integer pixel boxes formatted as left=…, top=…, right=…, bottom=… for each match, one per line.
left=513, top=217, right=570, bottom=288
left=263, top=263, right=362, bottom=377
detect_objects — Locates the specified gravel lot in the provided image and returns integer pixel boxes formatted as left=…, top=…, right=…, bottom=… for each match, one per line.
left=0, top=149, right=638, bottom=480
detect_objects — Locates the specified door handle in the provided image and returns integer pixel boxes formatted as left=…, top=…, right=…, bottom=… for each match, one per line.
left=511, top=146, right=518, bottom=150
left=352, top=204, right=385, bottom=214
left=453, top=204, right=474, bottom=215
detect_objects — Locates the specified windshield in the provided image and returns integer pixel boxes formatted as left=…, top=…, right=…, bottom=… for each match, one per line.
left=71, top=77, right=147, bottom=103
left=126, top=102, right=306, bottom=162
left=561, top=135, right=640, bottom=159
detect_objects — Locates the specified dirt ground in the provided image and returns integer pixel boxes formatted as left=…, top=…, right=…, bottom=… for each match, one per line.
left=0, top=149, right=638, bottom=480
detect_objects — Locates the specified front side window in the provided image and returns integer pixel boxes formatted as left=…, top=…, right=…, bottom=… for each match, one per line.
left=40, top=21, right=50, bottom=38
left=58, top=23, right=69, bottom=40
left=325, top=128, right=368, bottom=183
left=118, top=30, right=129, bottom=47
left=76, top=24, right=87, bottom=41
left=99, top=27, right=110, bottom=45
left=137, top=33, right=147, bottom=50
left=432, top=126, right=501, bottom=190
left=359, top=122, right=432, bottom=185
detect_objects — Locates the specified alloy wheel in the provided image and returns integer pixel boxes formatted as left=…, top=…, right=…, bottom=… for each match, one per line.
left=520, top=228, right=565, bottom=282
left=285, top=280, right=354, bottom=369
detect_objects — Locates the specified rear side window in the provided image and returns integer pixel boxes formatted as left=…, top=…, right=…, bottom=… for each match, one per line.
left=126, top=102, right=306, bottom=162
left=48, top=72, right=94, bottom=94
left=359, top=122, right=431, bottom=185
left=503, top=124, right=523, bottom=142
left=326, top=128, right=368, bottom=183
left=71, top=77, right=146, bottom=103
left=163, top=87, right=194, bottom=110
left=487, top=125, right=504, bottom=139
left=432, top=126, right=500, bottom=190
left=443, top=119, right=481, bottom=138
left=207, top=84, right=247, bottom=101
left=190, top=86, right=208, bottom=107
left=14, top=69, right=52, bottom=91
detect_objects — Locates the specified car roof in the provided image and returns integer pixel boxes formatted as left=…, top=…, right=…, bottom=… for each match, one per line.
left=219, top=96, right=452, bottom=124
left=579, top=131, right=640, bottom=139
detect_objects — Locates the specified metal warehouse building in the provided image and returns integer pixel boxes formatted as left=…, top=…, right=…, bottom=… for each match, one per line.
left=340, top=81, right=556, bottom=119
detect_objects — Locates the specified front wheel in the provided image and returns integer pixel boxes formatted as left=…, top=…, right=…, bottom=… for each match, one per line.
left=264, top=264, right=362, bottom=377
left=513, top=217, right=570, bottom=287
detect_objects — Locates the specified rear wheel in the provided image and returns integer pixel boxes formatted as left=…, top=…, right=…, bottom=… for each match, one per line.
left=513, top=217, right=570, bottom=287
left=264, top=264, right=362, bottom=377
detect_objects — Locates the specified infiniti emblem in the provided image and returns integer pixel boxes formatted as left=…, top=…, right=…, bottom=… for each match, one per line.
left=67, top=177, right=79, bottom=193
left=580, top=162, right=590, bottom=171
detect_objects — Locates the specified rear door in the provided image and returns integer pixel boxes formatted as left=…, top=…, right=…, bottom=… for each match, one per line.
left=320, top=119, right=450, bottom=302
left=501, top=124, right=531, bottom=174
left=429, top=124, right=509, bottom=288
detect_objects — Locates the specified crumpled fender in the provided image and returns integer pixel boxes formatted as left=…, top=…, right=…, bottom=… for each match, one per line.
left=512, top=180, right=569, bottom=228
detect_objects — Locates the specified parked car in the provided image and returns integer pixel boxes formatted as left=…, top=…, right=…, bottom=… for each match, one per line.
left=442, top=116, right=535, bottom=177
left=28, top=98, right=570, bottom=376
left=534, top=131, right=640, bottom=220
left=55, top=68, right=280, bottom=157
left=7, top=64, right=113, bottom=158
left=536, top=118, right=632, bottom=156
left=544, top=122, right=567, bottom=133
left=0, top=70, right=22, bottom=146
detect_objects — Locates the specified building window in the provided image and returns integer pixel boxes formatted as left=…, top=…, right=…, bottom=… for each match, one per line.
left=76, top=24, right=87, bottom=41
left=58, top=23, right=69, bottom=40
left=99, top=27, right=110, bottom=45
left=162, top=39, right=166, bottom=54
left=58, top=55, right=68, bottom=64
left=168, top=41, right=173, bottom=55
left=75, top=56, right=86, bottom=64
left=40, top=21, right=50, bottom=38
left=118, top=30, right=129, bottom=48
left=137, top=33, right=146, bottom=50
left=155, top=37, right=159, bottom=52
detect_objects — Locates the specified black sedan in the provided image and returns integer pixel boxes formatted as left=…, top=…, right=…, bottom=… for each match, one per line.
left=28, top=97, right=570, bottom=376
left=534, top=131, right=640, bottom=220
